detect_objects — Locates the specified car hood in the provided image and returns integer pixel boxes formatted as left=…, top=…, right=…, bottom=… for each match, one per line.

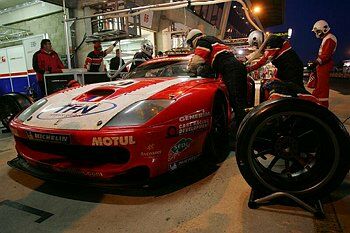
left=22, top=77, right=210, bottom=130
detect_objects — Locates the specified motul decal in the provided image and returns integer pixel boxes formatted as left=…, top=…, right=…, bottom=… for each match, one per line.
left=92, top=136, right=136, bottom=146
left=37, top=102, right=117, bottom=120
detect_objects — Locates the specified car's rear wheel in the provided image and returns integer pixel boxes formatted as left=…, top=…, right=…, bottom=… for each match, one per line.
left=236, top=98, right=350, bottom=198
left=203, top=95, right=230, bottom=164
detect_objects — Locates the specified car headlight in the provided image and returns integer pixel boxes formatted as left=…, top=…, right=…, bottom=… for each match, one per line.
left=18, top=98, right=47, bottom=122
left=106, top=99, right=174, bottom=127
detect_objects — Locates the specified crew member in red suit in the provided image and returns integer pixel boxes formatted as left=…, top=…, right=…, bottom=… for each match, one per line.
left=32, top=39, right=65, bottom=96
left=246, top=35, right=304, bottom=88
left=309, top=20, right=337, bottom=108
left=186, top=29, right=247, bottom=125
left=84, top=41, right=116, bottom=72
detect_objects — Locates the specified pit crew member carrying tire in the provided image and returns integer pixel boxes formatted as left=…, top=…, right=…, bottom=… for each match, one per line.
left=309, top=20, right=337, bottom=108
left=186, top=29, right=247, bottom=125
left=246, top=34, right=306, bottom=101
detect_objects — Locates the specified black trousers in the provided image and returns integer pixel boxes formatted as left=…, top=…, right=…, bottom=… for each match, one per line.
left=37, top=80, right=46, bottom=97
left=214, top=53, right=248, bottom=125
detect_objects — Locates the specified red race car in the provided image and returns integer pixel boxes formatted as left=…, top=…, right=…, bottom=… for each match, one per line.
left=7, top=55, right=350, bottom=198
left=8, top=56, right=233, bottom=186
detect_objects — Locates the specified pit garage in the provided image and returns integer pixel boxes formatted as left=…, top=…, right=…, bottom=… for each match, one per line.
left=1, top=1, right=350, bottom=233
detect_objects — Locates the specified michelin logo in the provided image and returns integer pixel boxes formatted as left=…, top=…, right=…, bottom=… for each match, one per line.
left=92, top=136, right=136, bottom=146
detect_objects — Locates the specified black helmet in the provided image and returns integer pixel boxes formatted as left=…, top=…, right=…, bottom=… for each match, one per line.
left=266, top=35, right=285, bottom=49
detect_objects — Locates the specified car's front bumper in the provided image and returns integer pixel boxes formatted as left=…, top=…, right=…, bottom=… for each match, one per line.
left=9, top=119, right=208, bottom=182
left=8, top=156, right=150, bottom=187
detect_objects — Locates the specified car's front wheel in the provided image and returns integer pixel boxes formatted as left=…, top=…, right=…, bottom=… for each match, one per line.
left=203, top=95, right=230, bottom=164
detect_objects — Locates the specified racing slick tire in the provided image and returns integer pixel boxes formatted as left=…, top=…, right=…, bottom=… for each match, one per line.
left=236, top=98, right=350, bottom=198
left=203, top=93, right=230, bottom=164
left=0, top=93, right=32, bottom=131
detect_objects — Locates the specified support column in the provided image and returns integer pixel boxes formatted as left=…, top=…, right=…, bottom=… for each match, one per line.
left=218, top=2, right=232, bottom=39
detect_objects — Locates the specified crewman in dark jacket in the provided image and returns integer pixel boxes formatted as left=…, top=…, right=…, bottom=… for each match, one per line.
left=109, top=49, right=127, bottom=71
left=130, top=40, right=153, bottom=70
left=186, top=29, right=247, bottom=125
left=109, top=49, right=127, bottom=79
left=32, top=39, right=64, bottom=95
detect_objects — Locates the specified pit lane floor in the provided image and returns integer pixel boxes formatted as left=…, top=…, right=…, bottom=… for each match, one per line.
left=0, top=79, right=349, bottom=233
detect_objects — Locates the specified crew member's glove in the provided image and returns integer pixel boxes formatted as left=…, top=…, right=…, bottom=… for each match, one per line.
left=307, top=61, right=318, bottom=71
left=113, top=41, right=117, bottom=47
left=196, top=64, right=214, bottom=77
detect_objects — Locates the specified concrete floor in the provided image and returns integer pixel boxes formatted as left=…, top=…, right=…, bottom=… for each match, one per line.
left=0, top=79, right=349, bottom=233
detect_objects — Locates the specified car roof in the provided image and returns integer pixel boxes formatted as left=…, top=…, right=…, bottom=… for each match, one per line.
left=139, top=55, right=193, bottom=67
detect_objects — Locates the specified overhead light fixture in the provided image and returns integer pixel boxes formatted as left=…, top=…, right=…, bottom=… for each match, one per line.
left=252, top=6, right=262, bottom=14
left=288, top=28, right=293, bottom=38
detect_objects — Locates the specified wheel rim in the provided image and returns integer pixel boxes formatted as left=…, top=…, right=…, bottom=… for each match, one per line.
left=247, top=111, right=340, bottom=193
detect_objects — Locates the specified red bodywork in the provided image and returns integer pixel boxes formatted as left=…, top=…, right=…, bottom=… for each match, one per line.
left=9, top=56, right=232, bottom=184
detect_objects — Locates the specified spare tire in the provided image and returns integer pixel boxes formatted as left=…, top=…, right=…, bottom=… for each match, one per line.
left=236, top=98, right=350, bottom=198
left=0, top=93, right=32, bottom=130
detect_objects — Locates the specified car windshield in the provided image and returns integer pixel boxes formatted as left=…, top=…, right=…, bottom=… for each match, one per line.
left=125, top=60, right=196, bottom=79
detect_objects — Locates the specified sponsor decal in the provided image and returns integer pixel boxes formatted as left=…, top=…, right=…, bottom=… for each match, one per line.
left=56, top=167, right=103, bottom=177
left=179, top=109, right=210, bottom=122
left=37, top=102, right=117, bottom=120
left=26, top=131, right=70, bottom=144
left=179, top=119, right=210, bottom=135
left=141, top=151, right=162, bottom=157
left=169, top=154, right=200, bottom=171
left=141, top=144, right=162, bottom=157
left=101, top=80, right=136, bottom=87
left=168, top=138, right=192, bottom=162
left=92, top=136, right=136, bottom=146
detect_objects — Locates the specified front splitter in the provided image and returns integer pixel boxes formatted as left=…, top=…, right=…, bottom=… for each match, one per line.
left=7, top=157, right=149, bottom=188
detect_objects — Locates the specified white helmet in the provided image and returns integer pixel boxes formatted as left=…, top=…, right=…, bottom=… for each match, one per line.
left=141, top=40, right=154, bottom=56
left=312, top=20, right=330, bottom=38
left=248, top=30, right=264, bottom=48
left=186, top=29, right=203, bottom=48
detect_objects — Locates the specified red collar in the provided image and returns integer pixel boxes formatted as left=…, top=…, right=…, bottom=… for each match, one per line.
left=93, top=50, right=103, bottom=55
left=41, top=49, right=54, bottom=55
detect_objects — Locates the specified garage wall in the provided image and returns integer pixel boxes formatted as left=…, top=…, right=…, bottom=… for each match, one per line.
left=6, top=12, right=66, bottom=56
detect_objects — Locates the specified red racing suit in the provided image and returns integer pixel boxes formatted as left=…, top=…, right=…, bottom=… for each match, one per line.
left=188, top=36, right=247, bottom=125
left=32, top=49, right=64, bottom=82
left=247, top=41, right=304, bottom=88
left=84, top=44, right=114, bottom=72
left=312, top=32, right=337, bottom=108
